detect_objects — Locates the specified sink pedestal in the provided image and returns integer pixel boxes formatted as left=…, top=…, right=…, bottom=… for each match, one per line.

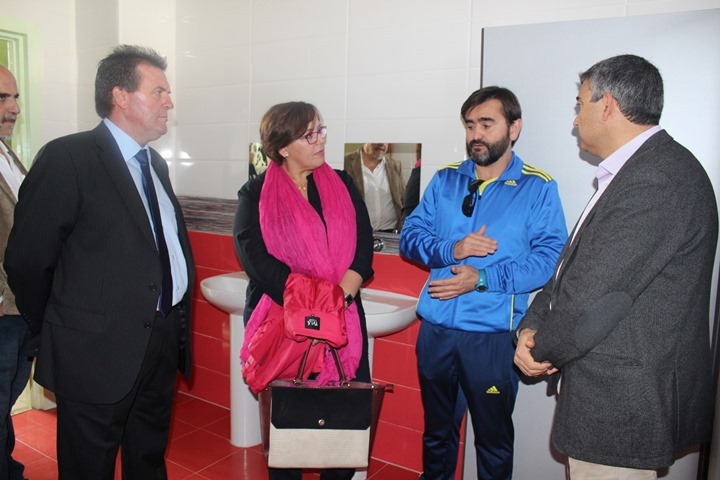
left=230, top=313, right=262, bottom=447
left=199, top=272, right=262, bottom=447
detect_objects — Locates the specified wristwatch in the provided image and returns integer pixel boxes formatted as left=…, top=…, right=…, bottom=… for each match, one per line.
left=474, top=269, right=488, bottom=292
left=344, top=293, right=354, bottom=308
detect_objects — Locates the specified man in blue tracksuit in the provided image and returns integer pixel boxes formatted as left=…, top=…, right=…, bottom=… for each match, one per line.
left=400, top=87, right=567, bottom=479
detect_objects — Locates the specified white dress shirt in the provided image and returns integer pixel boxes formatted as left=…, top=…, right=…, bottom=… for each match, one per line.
left=361, top=157, right=398, bottom=231
left=0, top=142, right=25, bottom=199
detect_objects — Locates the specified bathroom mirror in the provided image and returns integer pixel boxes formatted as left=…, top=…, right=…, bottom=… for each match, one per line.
left=343, top=143, right=421, bottom=237
left=248, top=142, right=421, bottom=254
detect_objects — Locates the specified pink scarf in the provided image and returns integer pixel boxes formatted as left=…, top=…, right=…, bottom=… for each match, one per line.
left=240, top=161, right=362, bottom=385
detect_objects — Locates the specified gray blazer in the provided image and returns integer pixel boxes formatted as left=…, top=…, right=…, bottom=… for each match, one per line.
left=520, top=130, right=717, bottom=469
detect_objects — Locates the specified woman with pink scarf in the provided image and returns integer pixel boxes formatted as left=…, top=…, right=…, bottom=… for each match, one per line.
left=233, top=102, right=374, bottom=480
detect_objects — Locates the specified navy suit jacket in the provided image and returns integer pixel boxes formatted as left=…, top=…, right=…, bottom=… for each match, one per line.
left=6, top=122, right=194, bottom=404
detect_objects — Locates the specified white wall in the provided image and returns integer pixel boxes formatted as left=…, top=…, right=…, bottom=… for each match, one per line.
left=0, top=0, right=77, bottom=158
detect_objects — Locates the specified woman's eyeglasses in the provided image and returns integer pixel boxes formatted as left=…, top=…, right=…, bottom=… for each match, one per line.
left=304, top=126, right=328, bottom=145
left=462, top=179, right=484, bottom=217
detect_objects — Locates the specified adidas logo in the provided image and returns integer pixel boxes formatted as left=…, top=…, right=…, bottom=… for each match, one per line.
left=486, top=385, right=500, bottom=394
left=504, top=180, right=517, bottom=187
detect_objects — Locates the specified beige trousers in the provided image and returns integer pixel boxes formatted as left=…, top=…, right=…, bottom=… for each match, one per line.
left=568, top=457, right=658, bottom=480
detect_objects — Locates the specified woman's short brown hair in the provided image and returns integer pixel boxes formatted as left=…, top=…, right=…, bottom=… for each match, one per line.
left=259, top=101, right=321, bottom=164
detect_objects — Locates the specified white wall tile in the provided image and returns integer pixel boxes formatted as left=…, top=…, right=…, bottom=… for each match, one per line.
left=176, top=46, right=252, bottom=88
left=175, top=123, right=252, bottom=162
left=348, top=21, right=470, bottom=76
left=250, top=77, right=347, bottom=122
left=175, top=85, right=250, bottom=125
left=41, top=120, right=78, bottom=144
left=250, top=34, right=348, bottom=83
left=349, top=0, right=470, bottom=30
left=626, top=0, right=720, bottom=15
left=472, top=0, right=628, bottom=27
left=346, top=69, right=469, bottom=120
left=75, top=8, right=119, bottom=54
left=75, top=0, right=117, bottom=15
left=473, top=0, right=626, bottom=18
left=251, top=0, right=349, bottom=43
left=176, top=0, right=253, bottom=51
left=175, top=159, right=248, bottom=199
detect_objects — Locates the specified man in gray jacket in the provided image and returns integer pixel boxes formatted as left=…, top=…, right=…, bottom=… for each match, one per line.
left=514, top=54, right=717, bottom=479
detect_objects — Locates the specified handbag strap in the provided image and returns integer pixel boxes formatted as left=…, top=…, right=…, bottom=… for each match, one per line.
left=294, top=340, right=350, bottom=386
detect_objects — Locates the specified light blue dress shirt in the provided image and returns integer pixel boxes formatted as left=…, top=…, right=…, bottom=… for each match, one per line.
left=103, top=118, right=189, bottom=307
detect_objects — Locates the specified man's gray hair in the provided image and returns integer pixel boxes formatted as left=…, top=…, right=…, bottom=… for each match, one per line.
left=580, top=54, right=663, bottom=126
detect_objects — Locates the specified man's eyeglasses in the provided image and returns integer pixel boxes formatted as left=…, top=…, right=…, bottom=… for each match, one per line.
left=304, top=126, right=328, bottom=145
left=462, top=179, right=484, bottom=217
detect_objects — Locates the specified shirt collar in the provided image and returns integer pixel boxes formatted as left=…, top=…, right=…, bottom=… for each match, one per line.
left=103, top=118, right=145, bottom=163
left=597, top=125, right=662, bottom=180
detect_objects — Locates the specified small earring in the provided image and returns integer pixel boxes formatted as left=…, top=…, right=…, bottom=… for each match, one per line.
left=281, top=150, right=289, bottom=157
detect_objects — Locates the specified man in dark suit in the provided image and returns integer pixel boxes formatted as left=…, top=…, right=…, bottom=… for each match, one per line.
left=0, top=64, right=32, bottom=480
left=514, top=55, right=717, bottom=479
left=5, top=45, right=194, bottom=479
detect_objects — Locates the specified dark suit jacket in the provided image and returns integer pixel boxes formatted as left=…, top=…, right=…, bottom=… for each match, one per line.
left=519, top=130, right=717, bottom=469
left=0, top=140, right=27, bottom=316
left=5, top=122, right=194, bottom=404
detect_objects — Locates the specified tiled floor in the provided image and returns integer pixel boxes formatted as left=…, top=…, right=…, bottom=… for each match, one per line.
left=12, top=393, right=420, bottom=480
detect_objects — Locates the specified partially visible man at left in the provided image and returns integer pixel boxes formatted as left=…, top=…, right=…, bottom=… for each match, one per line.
left=5, top=45, right=194, bottom=480
left=0, top=64, right=32, bottom=480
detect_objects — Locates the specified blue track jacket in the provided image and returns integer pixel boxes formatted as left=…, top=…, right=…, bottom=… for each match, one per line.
left=400, top=153, right=567, bottom=333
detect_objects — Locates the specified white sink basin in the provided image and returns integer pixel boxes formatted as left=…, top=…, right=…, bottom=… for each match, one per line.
left=360, top=288, right=418, bottom=337
left=201, top=272, right=418, bottom=338
left=200, top=271, right=249, bottom=314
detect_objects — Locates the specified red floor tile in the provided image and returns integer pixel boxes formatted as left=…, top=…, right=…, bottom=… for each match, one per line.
left=12, top=440, right=45, bottom=465
left=203, top=415, right=231, bottom=440
left=165, top=428, right=236, bottom=473
left=12, top=411, right=44, bottom=435
left=20, top=455, right=59, bottom=480
left=195, top=448, right=267, bottom=479
left=16, top=423, right=57, bottom=459
left=169, top=416, right=201, bottom=443
left=173, top=396, right=230, bottom=428
left=166, top=459, right=197, bottom=479
left=16, top=408, right=57, bottom=428
left=11, top=395, right=413, bottom=480
left=368, top=462, right=421, bottom=480
left=174, top=392, right=195, bottom=407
